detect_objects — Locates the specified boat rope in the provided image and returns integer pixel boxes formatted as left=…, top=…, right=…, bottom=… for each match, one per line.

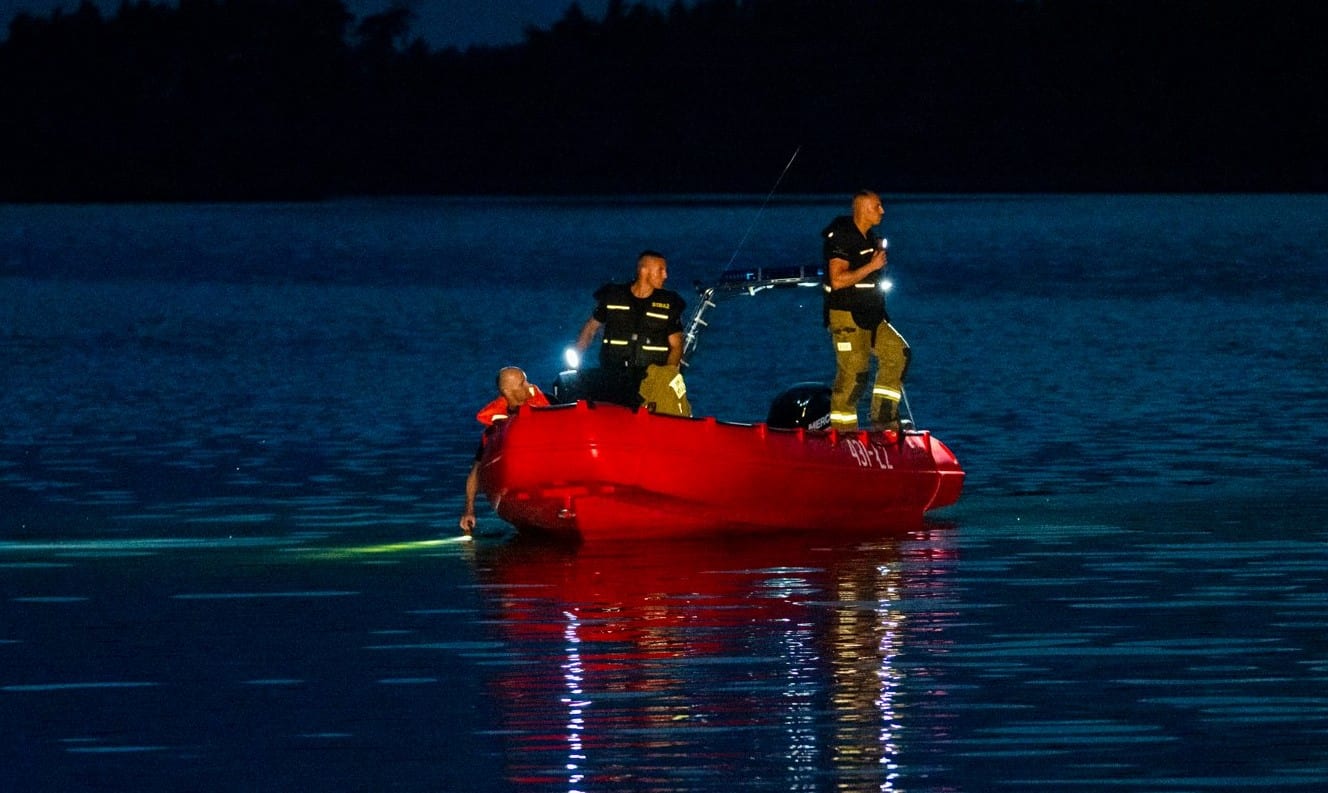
left=900, top=385, right=916, bottom=429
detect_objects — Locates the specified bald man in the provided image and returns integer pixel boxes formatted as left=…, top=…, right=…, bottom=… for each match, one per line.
left=573, top=250, right=691, bottom=417
left=821, top=190, right=910, bottom=432
left=460, top=367, right=549, bottom=533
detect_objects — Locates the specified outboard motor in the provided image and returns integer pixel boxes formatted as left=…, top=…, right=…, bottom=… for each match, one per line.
left=766, top=382, right=832, bottom=430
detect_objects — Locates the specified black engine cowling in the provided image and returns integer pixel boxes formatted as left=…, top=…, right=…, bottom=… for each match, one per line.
left=766, top=382, right=832, bottom=430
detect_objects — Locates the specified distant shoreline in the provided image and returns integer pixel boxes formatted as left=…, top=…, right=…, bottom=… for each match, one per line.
left=3, top=0, right=1324, bottom=201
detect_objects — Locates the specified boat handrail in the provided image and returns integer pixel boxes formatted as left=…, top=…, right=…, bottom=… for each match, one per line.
left=681, top=264, right=823, bottom=366
left=714, top=263, right=824, bottom=295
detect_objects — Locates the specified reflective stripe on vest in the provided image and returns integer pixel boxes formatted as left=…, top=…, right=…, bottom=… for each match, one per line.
left=822, top=282, right=879, bottom=291
left=598, top=288, right=680, bottom=368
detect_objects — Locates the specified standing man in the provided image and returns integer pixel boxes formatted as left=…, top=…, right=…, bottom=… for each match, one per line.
left=573, top=250, right=691, bottom=417
left=821, top=190, right=909, bottom=432
left=459, top=366, right=549, bottom=534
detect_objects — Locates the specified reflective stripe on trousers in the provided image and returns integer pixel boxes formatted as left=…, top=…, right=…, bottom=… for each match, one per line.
left=826, top=310, right=908, bottom=431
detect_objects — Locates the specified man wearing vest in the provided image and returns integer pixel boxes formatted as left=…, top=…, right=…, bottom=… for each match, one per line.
left=821, top=190, right=910, bottom=432
left=573, top=250, right=691, bottom=417
left=459, top=366, right=550, bottom=534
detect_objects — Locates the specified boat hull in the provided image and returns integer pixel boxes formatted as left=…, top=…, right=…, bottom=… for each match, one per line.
left=477, top=401, right=964, bottom=540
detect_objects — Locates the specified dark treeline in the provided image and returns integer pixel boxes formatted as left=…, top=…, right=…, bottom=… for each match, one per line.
left=1, top=0, right=1324, bottom=200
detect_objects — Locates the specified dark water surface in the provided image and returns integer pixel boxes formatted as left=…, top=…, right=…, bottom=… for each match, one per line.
left=3, top=195, right=1327, bottom=790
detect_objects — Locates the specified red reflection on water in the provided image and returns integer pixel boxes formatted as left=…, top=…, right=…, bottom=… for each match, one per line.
left=472, top=529, right=958, bottom=791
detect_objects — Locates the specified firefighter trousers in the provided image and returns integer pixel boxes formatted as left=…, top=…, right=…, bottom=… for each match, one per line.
left=827, top=310, right=909, bottom=431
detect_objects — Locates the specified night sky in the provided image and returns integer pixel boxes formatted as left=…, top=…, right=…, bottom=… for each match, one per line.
left=0, top=0, right=674, bottom=49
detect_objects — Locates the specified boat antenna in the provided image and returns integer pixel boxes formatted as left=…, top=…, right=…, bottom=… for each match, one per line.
left=681, top=147, right=803, bottom=368
left=722, top=145, right=801, bottom=273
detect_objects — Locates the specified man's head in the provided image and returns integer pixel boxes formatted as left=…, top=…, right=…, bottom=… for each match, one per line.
left=496, top=366, right=537, bottom=409
left=851, top=190, right=885, bottom=232
left=634, top=250, right=668, bottom=292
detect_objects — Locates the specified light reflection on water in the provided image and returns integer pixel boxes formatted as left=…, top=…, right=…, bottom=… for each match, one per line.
left=1, top=506, right=1327, bottom=791
left=470, top=531, right=956, bottom=792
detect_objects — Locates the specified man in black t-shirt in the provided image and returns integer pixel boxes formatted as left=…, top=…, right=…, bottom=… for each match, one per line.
left=821, top=190, right=910, bottom=432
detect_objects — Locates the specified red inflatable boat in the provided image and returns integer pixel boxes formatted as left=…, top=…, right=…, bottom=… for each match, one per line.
left=476, top=399, right=964, bottom=540
left=476, top=264, right=964, bottom=539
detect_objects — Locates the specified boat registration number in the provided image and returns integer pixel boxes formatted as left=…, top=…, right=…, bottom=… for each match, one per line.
left=846, top=438, right=893, bottom=470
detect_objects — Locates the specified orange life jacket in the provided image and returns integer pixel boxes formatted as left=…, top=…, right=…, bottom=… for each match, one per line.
left=475, top=386, right=550, bottom=426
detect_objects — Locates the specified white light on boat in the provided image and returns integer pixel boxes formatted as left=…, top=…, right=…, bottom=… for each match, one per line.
left=880, top=279, right=893, bottom=293
left=563, top=346, right=580, bottom=370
